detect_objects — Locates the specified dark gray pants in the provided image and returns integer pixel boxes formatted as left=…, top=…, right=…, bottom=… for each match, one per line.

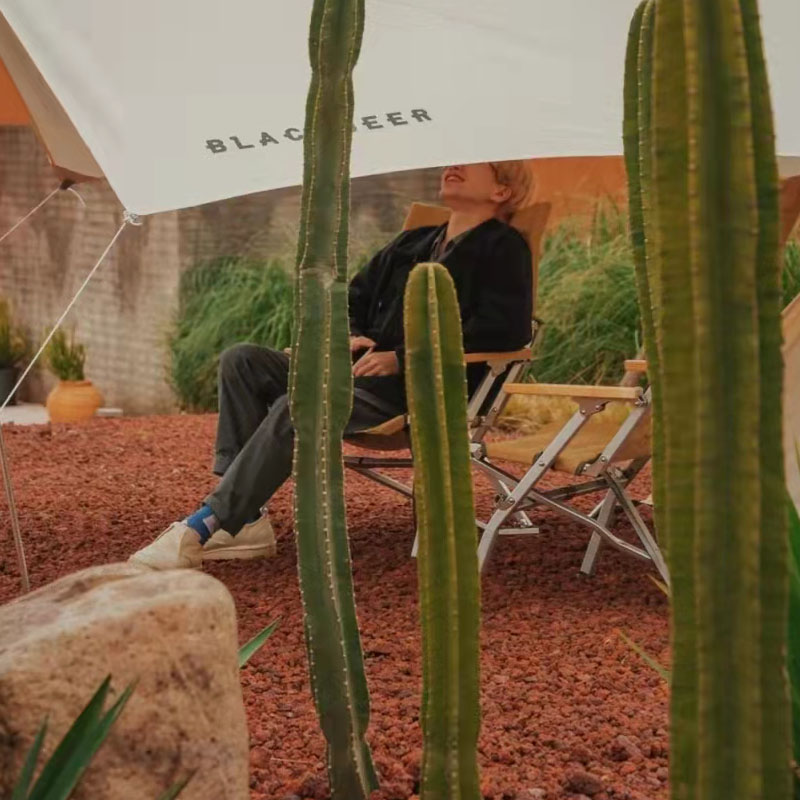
left=205, top=344, right=402, bottom=535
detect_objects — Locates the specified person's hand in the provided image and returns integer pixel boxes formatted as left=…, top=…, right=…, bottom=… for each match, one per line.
left=350, top=335, right=376, bottom=353
left=353, top=349, right=399, bottom=377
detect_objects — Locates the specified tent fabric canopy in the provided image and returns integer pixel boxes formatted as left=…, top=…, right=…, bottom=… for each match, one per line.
left=0, top=13, right=102, bottom=180
left=1, top=0, right=798, bottom=217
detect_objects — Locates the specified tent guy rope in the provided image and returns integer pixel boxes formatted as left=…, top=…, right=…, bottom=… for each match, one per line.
left=0, top=182, right=64, bottom=245
left=0, top=210, right=141, bottom=594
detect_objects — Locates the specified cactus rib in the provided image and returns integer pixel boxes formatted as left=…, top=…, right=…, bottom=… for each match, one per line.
left=629, top=1, right=670, bottom=562
left=738, top=0, right=791, bottom=794
left=650, top=1, right=698, bottom=797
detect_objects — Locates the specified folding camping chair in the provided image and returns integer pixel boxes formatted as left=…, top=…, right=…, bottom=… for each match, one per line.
left=343, top=200, right=551, bottom=545
left=470, top=358, right=669, bottom=582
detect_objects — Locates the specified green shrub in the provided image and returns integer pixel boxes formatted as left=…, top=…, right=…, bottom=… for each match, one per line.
left=169, top=226, right=799, bottom=410
left=169, top=253, right=377, bottom=412
left=0, top=299, right=29, bottom=370
left=169, top=258, right=294, bottom=411
left=531, top=207, right=641, bottom=385
left=531, top=209, right=800, bottom=385
left=45, top=329, right=86, bottom=382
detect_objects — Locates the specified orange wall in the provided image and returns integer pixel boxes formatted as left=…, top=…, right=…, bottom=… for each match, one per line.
left=527, top=157, right=800, bottom=238
left=528, top=156, right=628, bottom=227
left=0, top=57, right=30, bottom=125
left=782, top=175, right=800, bottom=242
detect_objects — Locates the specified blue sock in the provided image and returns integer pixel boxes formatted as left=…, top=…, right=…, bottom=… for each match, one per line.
left=185, top=505, right=220, bottom=544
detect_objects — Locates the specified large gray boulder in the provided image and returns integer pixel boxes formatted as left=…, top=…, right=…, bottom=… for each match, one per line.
left=0, top=563, right=249, bottom=799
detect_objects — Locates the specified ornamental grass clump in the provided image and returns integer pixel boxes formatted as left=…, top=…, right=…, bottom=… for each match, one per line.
left=45, top=329, right=85, bottom=382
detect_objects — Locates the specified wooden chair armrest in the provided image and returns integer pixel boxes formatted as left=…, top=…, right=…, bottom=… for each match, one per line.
left=286, top=347, right=532, bottom=365
left=624, top=359, right=648, bottom=374
left=464, top=348, right=532, bottom=365
left=503, top=382, right=643, bottom=402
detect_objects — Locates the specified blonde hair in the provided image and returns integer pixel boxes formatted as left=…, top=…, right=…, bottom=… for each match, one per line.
left=490, top=160, right=534, bottom=221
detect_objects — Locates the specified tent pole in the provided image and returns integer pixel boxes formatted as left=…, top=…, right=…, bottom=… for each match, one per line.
left=0, top=423, right=28, bottom=592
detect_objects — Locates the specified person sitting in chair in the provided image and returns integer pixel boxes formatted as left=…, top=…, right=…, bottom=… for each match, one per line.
left=130, top=161, right=534, bottom=569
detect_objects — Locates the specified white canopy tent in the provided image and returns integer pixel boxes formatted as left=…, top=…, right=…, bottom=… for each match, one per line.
left=0, top=0, right=799, bottom=216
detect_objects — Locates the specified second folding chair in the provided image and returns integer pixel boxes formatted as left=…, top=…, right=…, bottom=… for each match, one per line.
left=470, top=359, right=669, bottom=582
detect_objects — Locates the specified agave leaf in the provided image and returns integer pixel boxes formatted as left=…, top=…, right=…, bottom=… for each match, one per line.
left=648, top=575, right=670, bottom=596
left=155, top=771, right=195, bottom=800
left=26, top=677, right=111, bottom=799
left=618, top=630, right=670, bottom=682
left=28, top=678, right=134, bottom=800
left=12, top=720, right=48, bottom=800
left=238, top=618, right=281, bottom=668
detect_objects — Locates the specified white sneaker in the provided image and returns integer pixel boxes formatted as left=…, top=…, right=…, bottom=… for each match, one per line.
left=202, top=515, right=276, bottom=561
left=129, top=521, right=204, bottom=570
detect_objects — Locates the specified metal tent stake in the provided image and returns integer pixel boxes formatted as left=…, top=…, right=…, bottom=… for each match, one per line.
left=0, top=423, right=29, bottom=593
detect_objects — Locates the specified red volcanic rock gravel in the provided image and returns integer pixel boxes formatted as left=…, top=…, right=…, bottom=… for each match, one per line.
left=0, top=416, right=669, bottom=800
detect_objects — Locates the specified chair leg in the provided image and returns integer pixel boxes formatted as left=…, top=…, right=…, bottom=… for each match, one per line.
left=579, top=490, right=617, bottom=576
left=476, top=410, right=593, bottom=574
left=476, top=505, right=515, bottom=573
left=485, top=472, right=536, bottom=530
left=606, top=470, right=670, bottom=584
left=477, top=462, right=552, bottom=573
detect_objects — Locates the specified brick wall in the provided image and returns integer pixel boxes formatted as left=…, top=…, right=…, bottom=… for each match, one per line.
left=0, top=127, right=441, bottom=414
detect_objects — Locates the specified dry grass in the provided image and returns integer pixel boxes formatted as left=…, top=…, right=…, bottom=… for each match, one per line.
left=498, top=393, right=633, bottom=435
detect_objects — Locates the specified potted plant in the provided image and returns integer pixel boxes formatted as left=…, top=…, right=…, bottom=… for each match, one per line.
left=44, top=328, right=103, bottom=423
left=0, top=299, right=29, bottom=407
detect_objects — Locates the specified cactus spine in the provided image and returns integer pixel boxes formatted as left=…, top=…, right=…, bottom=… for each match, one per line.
left=289, top=2, right=377, bottom=798
left=404, top=263, right=481, bottom=800
left=625, top=0, right=790, bottom=795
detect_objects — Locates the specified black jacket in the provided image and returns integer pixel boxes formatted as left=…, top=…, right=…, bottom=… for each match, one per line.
left=349, top=217, right=533, bottom=411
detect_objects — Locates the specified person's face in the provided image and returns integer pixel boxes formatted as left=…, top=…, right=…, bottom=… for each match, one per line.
left=439, top=163, right=511, bottom=209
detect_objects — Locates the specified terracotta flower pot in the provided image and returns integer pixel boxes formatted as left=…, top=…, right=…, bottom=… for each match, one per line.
left=46, top=380, right=103, bottom=423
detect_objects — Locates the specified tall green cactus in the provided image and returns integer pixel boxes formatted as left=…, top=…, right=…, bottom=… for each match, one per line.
left=404, top=263, right=481, bottom=800
left=288, top=2, right=378, bottom=798
left=682, top=0, right=772, bottom=794
left=650, top=1, right=698, bottom=797
left=626, top=0, right=791, bottom=796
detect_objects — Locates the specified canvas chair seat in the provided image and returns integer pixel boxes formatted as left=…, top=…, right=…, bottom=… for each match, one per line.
left=485, top=417, right=651, bottom=475
left=347, top=414, right=409, bottom=451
